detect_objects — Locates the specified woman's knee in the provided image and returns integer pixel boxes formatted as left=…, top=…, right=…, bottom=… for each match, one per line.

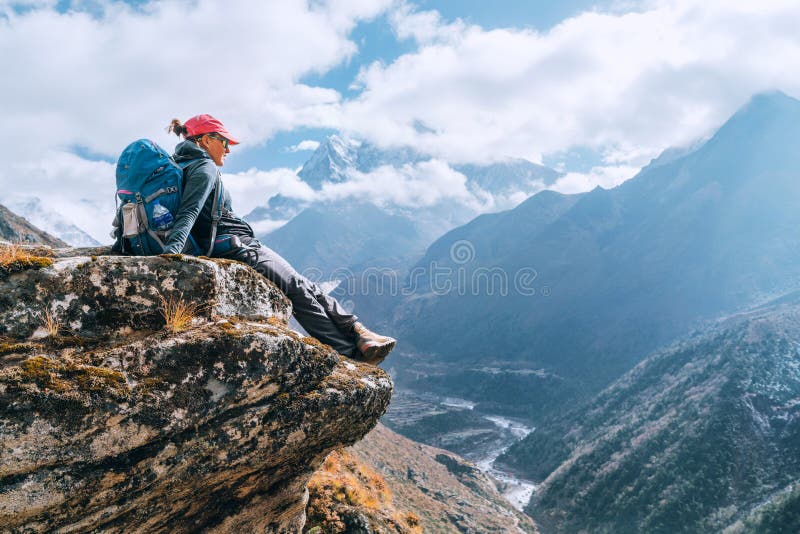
left=285, top=273, right=317, bottom=298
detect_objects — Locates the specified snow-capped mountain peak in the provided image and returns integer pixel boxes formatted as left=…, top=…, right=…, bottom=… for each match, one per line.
left=297, top=135, right=360, bottom=189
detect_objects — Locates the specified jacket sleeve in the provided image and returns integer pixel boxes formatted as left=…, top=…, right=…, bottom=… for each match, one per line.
left=162, top=160, right=217, bottom=254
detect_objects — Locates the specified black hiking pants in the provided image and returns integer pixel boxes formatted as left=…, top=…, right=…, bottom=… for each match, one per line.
left=217, top=234, right=359, bottom=358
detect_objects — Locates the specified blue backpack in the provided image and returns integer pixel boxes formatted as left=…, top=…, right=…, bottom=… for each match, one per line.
left=113, top=139, right=219, bottom=256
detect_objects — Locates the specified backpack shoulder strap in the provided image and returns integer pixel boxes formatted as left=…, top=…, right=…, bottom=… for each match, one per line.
left=206, top=172, right=222, bottom=256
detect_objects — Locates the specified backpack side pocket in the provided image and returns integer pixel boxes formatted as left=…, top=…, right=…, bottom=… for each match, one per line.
left=121, top=203, right=140, bottom=238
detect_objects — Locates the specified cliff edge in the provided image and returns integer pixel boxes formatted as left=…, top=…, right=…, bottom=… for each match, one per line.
left=0, top=250, right=392, bottom=532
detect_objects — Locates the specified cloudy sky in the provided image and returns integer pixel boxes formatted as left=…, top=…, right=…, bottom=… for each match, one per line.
left=1, top=0, right=799, bottom=242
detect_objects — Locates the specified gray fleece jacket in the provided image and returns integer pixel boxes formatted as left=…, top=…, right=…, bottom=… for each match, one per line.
left=162, top=140, right=235, bottom=254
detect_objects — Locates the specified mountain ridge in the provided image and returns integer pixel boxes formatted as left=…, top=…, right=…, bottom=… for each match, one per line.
left=0, top=203, right=66, bottom=247
left=2, top=197, right=100, bottom=247
left=499, top=292, right=800, bottom=533
left=389, top=90, right=800, bottom=421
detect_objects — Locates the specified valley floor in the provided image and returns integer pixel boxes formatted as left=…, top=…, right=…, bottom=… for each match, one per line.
left=382, top=388, right=538, bottom=511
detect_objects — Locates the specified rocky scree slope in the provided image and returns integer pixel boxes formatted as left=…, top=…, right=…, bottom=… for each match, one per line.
left=725, top=483, right=800, bottom=533
left=499, top=295, right=800, bottom=533
left=0, top=249, right=393, bottom=533
left=304, top=423, right=538, bottom=533
left=348, top=423, right=537, bottom=533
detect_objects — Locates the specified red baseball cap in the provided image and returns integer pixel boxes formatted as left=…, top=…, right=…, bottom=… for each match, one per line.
left=184, top=114, right=240, bottom=145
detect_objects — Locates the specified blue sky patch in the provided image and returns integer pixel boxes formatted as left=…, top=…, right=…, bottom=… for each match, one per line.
left=300, top=13, right=417, bottom=97
left=225, top=127, right=338, bottom=173
left=416, top=0, right=625, bottom=31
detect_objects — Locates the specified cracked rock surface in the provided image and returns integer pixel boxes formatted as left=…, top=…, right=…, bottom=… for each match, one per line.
left=0, top=253, right=392, bottom=533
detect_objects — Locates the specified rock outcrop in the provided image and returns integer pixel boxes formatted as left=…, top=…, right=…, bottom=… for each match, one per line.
left=0, top=251, right=392, bottom=532
left=305, top=423, right=538, bottom=533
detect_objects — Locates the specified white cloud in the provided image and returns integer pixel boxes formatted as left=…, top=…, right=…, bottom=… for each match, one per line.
left=551, top=165, right=639, bottom=195
left=288, top=140, right=322, bottom=152
left=0, top=0, right=394, bottom=158
left=340, top=0, right=800, bottom=168
left=248, top=218, right=291, bottom=236
left=318, top=159, right=481, bottom=209
left=0, top=0, right=394, bottom=243
left=1, top=151, right=116, bottom=242
left=240, top=153, right=548, bottom=227
left=388, top=1, right=465, bottom=45
left=3, top=0, right=800, bottom=244
left=222, top=167, right=316, bottom=217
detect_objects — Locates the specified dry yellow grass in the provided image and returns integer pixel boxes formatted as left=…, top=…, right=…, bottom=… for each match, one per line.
left=0, top=243, right=53, bottom=277
left=158, top=293, right=204, bottom=333
left=317, top=450, right=390, bottom=509
left=39, top=309, right=62, bottom=337
left=0, top=243, right=21, bottom=263
left=306, top=450, right=422, bottom=533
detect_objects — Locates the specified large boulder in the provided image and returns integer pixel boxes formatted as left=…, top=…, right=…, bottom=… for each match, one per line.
left=0, top=254, right=290, bottom=339
left=0, top=252, right=392, bottom=532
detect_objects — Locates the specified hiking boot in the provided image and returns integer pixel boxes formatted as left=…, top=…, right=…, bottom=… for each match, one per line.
left=353, top=322, right=396, bottom=365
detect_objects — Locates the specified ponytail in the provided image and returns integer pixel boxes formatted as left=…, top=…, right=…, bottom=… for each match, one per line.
left=167, top=118, right=188, bottom=138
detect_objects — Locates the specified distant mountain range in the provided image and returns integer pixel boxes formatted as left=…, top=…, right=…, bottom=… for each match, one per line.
left=498, top=292, right=800, bottom=533
left=308, top=135, right=562, bottom=190
left=247, top=135, right=561, bottom=276
left=262, top=201, right=434, bottom=279
left=0, top=203, right=66, bottom=247
left=388, top=91, right=800, bottom=421
left=2, top=197, right=99, bottom=247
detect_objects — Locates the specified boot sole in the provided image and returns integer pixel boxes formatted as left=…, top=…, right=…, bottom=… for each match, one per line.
left=360, top=339, right=396, bottom=366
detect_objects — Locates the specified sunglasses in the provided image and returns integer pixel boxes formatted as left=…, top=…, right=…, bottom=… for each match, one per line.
left=206, top=133, right=230, bottom=149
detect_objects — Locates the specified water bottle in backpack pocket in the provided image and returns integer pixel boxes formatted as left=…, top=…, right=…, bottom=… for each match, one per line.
left=113, top=139, right=197, bottom=255
left=152, top=202, right=174, bottom=230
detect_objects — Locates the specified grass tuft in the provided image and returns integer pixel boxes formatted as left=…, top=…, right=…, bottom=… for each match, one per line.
left=0, top=243, right=53, bottom=278
left=39, top=309, right=62, bottom=337
left=304, top=450, right=425, bottom=533
left=158, top=293, right=205, bottom=333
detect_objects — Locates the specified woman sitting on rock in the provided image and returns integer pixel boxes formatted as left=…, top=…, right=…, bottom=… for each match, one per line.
left=162, top=114, right=395, bottom=365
